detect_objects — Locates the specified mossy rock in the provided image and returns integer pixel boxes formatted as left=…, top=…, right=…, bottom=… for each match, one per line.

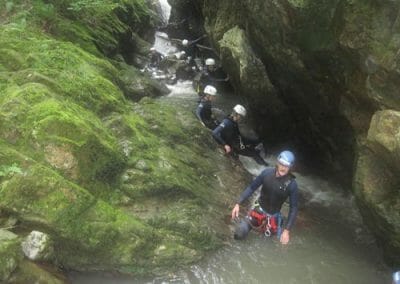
left=0, top=1, right=252, bottom=278
left=0, top=229, right=22, bottom=282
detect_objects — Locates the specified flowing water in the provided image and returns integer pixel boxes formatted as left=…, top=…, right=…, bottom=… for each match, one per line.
left=68, top=1, right=392, bottom=282
left=69, top=81, right=391, bottom=284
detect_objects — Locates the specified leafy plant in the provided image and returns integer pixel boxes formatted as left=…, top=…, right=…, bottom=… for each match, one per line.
left=0, top=163, right=22, bottom=178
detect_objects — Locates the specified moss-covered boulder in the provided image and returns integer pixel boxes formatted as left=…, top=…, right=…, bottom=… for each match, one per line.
left=0, top=0, right=253, bottom=278
left=0, top=229, right=22, bottom=282
left=9, top=260, right=66, bottom=284
left=354, top=110, right=400, bottom=265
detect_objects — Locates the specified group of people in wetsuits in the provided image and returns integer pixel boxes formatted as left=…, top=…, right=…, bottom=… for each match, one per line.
left=192, top=56, right=299, bottom=245
left=147, top=36, right=299, bottom=245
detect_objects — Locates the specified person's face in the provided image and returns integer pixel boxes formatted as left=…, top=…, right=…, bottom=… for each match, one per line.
left=276, top=162, right=290, bottom=177
left=207, top=65, right=215, bottom=72
left=233, top=114, right=242, bottom=122
left=208, top=95, right=215, bottom=101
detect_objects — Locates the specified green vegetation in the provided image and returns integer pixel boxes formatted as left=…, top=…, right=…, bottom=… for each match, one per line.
left=0, top=1, right=240, bottom=279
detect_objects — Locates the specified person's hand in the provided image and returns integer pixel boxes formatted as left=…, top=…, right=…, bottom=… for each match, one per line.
left=224, top=145, right=232, bottom=153
left=280, top=229, right=290, bottom=245
left=231, top=204, right=240, bottom=219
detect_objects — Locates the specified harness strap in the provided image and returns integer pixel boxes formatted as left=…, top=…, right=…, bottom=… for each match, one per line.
left=239, top=135, right=245, bottom=150
left=247, top=206, right=283, bottom=238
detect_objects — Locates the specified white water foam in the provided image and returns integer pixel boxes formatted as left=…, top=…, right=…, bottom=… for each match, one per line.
left=153, top=31, right=177, bottom=56
left=158, top=0, right=171, bottom=24
left=166, top=80, right=197, bottom=98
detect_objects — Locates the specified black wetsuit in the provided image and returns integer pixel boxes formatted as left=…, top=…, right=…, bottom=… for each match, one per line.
left=195, top=98, right=218, bottom=130
left=237, top=167, right=298, bottom=230
left=149, top=51, right=163, bottom=68
left=212, top=117, right=266, bottom=165
left=196, top=68, right=228, bottom=94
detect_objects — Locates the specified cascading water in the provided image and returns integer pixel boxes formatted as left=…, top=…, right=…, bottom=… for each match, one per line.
left=158, top=0, right=171, bottom=24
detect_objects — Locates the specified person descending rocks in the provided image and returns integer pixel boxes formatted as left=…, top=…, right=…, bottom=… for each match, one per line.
left=180, top=34, right=207, bottom=60
left=194, top=57, right=229, bottom=96
left=148, top=47, right=164, bottom=68
left=231, top=151, right=299, bottom=244
left=212, top=104, right=267, bottom=165
left=196, top=85, right=219, bottom=130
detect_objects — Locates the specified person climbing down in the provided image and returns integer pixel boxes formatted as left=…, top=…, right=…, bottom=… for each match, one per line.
left=194, top=57, right=229, bottom=96
left=180, top=35, right=207, bottom=58
left=148, top=47, right=164, bottom=68
left=212, top=104, right=267, bottom=165
left=231, top=151, right=299, bottom=244
left=196, top=85, right=219, bottom=130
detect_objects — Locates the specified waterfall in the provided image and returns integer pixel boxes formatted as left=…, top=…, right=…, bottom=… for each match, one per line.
left=158, top=0, right=171, bottom=24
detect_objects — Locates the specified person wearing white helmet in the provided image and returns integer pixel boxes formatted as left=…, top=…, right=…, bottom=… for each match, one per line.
left=182, top=39, right=189, bottom=46
left=195, top=85, right=219, bottom=129
left=195, top=57, right=229, bottom=96
left=231, top=150, right=298, bottom=244
left=205, top=58, right=216, bottom=69
left=212, top=105, right=267, bottom=165
left=178, top=34, right=207, bottom=58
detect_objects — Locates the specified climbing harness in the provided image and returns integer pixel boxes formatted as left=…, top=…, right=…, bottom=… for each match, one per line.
left=246, top=205, right=282, bottom=238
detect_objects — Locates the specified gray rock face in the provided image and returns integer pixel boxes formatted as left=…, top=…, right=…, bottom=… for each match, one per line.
left=170, top=0, right=400, bottom=266
left=354, top=110, right=400, bottom=265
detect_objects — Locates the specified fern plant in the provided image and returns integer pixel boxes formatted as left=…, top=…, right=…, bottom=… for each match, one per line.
left=0, top=163, right=22, bottom=178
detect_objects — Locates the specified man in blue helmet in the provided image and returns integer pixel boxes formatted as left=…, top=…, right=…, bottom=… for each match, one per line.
left=231, top=150, right=299, bottom=244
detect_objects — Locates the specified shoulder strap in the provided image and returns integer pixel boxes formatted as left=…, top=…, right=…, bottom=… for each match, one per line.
left=283, top=173, right=295, bottom=191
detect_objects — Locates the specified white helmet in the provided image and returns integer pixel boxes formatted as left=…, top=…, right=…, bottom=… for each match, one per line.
left=182, top=39, right=189, bottom=46
left=204, top=85, right=217, bottom=96
left=205, top=58, right=216, bottom=66
left=233, top=104, right=246, bottom=117
left=150, top=47, right=156, bottom=51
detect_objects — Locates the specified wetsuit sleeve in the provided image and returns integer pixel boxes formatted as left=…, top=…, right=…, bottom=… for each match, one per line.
left=191, top=34, right=206, bottom=44
left=237, top=169, right=271, bottom=204
left=285, top=180, right=299, bottom=230
left=212, top=119, right=229, bottom=145
left=196, top=102, right=204, bottom=122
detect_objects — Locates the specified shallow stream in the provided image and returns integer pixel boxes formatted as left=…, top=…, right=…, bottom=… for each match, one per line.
left=69, top=81, right=391, bottom=284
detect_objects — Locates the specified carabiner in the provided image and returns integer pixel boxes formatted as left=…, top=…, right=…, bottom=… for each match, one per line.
left=239, top=136, right=245, bottom=150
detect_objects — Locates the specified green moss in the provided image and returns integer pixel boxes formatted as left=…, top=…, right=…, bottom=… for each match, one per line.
left=0, top=163, right=156, bottom=268
left=0, top=25, right=127, bottom=115
left=0, top=230, right=22, bottom=282
left=0, top=1, right=245, bottom=277
left=1, top=0, right=154, bottom=57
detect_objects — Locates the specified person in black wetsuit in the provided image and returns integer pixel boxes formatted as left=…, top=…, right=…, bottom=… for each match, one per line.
left=196, top=85, right=219, bottom=130
left=148, top=47, right=164, bottom=68
left=231, top=151, right=298, bottom=244
left=194, top=58, right=229, bottom=96
left=212, top=104, right=266, bottom=165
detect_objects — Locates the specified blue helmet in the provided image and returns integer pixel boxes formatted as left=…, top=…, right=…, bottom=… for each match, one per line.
left=277, top=151, right=295, bottom=167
